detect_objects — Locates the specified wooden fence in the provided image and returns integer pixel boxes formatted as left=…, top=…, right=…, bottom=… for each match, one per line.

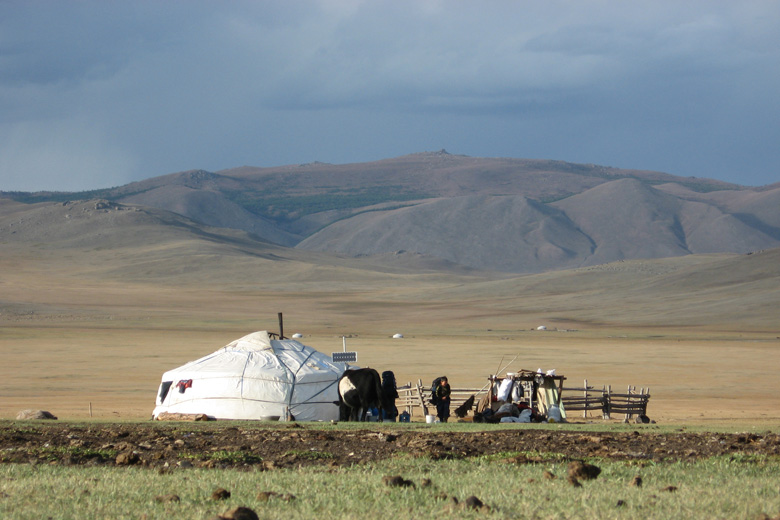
left=560, top=381, right=651, bottom=422
left=396, top=379, right=488, bottom=418
left=396, top=379, right=650, bottom=422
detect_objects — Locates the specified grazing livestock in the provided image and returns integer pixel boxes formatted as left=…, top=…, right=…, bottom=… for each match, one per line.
left=338, top=368, right=396, bottom=422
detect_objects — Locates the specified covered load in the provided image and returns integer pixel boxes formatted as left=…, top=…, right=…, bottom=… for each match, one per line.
left=152, top=331, right=342, bottom=421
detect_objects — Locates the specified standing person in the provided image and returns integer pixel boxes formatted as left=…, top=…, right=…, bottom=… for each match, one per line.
left=435, top=376, right=451, bottom=423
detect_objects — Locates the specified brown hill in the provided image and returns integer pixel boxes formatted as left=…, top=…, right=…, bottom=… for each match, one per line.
left=3, top=151, right=777, bottom=273
left=2, top=197, right=778, bottom=330
left=0, top=198, right=482, bottom=288
left=119, top=184, right=302, bottom=246
left=297, top=194, right=594, bottom=273
left=552, top=178, right=777, bottom=261
left=219, top=151, right=738, bottom=198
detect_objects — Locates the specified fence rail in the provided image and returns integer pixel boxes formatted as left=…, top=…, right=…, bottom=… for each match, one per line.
left=397, top=379, right=650, bottom=422
left=560, top=381, right=650, bottom=422
left=397, top=380, right=487, bottom=418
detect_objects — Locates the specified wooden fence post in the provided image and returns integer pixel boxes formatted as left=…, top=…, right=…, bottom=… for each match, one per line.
left=583, top=379, right=588, bottom=418
left=416, top=379, right=429, bottom=417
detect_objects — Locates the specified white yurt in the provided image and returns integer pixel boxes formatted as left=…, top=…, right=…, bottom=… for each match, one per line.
left=152, top=331, right=342, bottom=421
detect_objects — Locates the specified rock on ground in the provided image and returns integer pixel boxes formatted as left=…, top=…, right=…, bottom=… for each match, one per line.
left=16, top=410, right=57, bottom=420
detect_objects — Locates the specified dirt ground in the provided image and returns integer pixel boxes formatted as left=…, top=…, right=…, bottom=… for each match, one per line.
left=2, top=421, right=779, bottom=470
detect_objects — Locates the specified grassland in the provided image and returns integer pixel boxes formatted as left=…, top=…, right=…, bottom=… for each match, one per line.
left=1, top=198, right=779, bottom=518
left=2, top=319, right=779, bottom=424
left=2, top=441, right=779, bottom=519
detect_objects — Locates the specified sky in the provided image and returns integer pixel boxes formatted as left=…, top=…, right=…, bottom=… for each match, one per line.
left=1, top=1, right=779, bottom=192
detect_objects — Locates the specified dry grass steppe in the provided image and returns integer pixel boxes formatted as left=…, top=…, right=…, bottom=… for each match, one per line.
left=1, top=199, right=778, bottom=427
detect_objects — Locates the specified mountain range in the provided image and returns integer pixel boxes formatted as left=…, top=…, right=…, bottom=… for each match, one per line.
left=4, top=151, right=780, bottom=274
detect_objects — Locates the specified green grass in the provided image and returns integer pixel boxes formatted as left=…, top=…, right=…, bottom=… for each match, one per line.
left=1, top=453, right=779, bottom=519
left=282, top=449, right=334, bottom=460
left=223, top=187, right=431, bottom=223
left=3, top=417, right=777, bottom=435
left=29, top=445, right=118, bottom=463
left=182, top=449, right=264, bottom=465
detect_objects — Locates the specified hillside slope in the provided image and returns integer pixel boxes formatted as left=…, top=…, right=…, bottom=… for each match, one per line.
left=1, top=198, right=778, bottom=330
left=298, top=194, right=595, bottom=273
left=299, top=178, right=779, bottom=272
left=552, top=179, right=777, bottom=262
left=3, top=151, right=778, bottom=273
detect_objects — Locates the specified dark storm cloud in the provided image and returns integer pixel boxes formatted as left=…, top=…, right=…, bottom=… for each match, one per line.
left=1, top=1, right=778, bottom=191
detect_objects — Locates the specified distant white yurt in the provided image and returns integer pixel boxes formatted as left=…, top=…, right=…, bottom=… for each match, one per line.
left=152, top=331, right=342, bottom=421
left=392, top=333, right=404, bottom=339
left=536, top=325, right=547, bottom=331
